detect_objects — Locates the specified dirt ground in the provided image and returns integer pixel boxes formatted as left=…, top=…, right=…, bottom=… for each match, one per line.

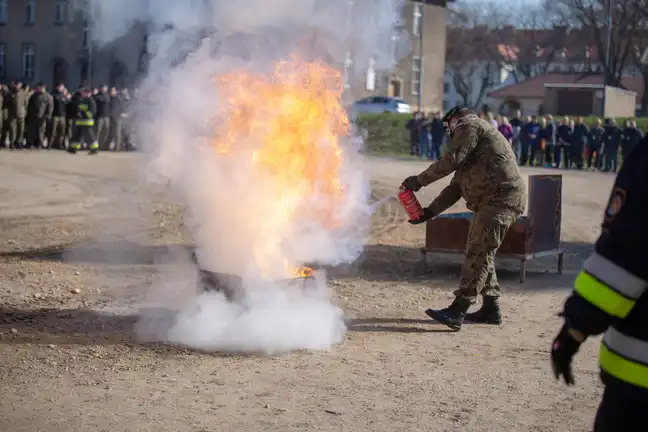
left=0, top=151, right=616, bottom=432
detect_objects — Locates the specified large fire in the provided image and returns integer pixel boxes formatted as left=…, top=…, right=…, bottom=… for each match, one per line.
left=211, top=58, right=349, bottom=279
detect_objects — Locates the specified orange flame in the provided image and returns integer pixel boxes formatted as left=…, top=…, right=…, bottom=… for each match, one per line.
left=211, top=58, right=349, bottom=278
left=290, top=266, right=314, bottom=278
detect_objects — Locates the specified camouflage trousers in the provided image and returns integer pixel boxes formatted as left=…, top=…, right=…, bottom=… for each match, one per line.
left=455, top=207, right=521, bottom=303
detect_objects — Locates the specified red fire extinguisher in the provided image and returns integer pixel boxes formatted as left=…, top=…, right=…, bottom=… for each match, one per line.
left=398, top=185, right=424, bottom=221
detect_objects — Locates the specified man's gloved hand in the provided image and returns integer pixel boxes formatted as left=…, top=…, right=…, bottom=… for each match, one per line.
left=550, top=324, right=584, bottom=385
left=408, top=207, right=435, bottom=225
left=402, top=176, right=422, bottom=192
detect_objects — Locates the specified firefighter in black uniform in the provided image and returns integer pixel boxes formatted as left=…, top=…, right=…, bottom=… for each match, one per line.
left=550, top=137, right=648, bottom=431
left=68, top=87, right=99, bottom=155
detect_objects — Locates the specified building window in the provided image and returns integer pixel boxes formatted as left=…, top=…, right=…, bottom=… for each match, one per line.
left=0, top=0, right=7, bottom=24
left=343, top=51, right=352, bottom=89
left=55, top=0, right=68, bottom=24
left=411, top=56, right=421, bottom=95
left=0, top=43, right=5, bottom=79
left=413, top=4, right=422, bottom=37
left=83, top=20, right=90, bottom=49
left=25, top=0, right=35, bottom=25
left=390, top=34, right=399, bottom=66
left=366, top=57, right=376, bottom=91
left=22, top=43, right=35, bottom=80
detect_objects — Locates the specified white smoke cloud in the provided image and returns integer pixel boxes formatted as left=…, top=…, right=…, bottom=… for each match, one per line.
left=88, top=0, right=407, bottom=354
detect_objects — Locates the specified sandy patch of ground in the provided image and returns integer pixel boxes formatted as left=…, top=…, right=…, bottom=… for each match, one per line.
left=0, top=152, right=615, bottom=431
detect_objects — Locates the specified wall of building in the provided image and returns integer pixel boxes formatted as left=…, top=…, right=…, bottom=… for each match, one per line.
left=604, top=86, right=637, bottom=118
left=0, top=0, right=145, bottom=89
left=345, top=1, right=448, bottom=112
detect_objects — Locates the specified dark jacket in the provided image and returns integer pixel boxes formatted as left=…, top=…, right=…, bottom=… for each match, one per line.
left=588, top=127, right=604, bottom=150
left=621, top=127, right=643, bottom=156
left=93, top=92, right=111, bottom=118
left=602, top=126, right=622, bottom=152
left=51, top=90, right=68, bottom=117
left=562, top=137, right=648, bottom=402
left=571, top=123, right=589, bottom=149
left=523, top=121, right=541, bottom=144
left=428, top=118, right=445, bottom=141
left=557, top=124, right=572, bottom=145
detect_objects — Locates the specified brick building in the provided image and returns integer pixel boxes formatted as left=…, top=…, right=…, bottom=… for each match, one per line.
left=0, top=0, right=450, bottom=109
left=0, top=0, right=146, bottom=88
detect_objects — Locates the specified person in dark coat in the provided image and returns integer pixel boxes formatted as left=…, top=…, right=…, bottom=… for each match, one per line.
left=602, top=118, right=622, bottom=173
left=571, top=116, right=589, bottom=170
left=428, top=111, right=445, bottom=161
left=520, top=115, right=540, bottom=166
left=543, top=114, right=557, bottom=167
left=587, top=118, right=604, bottom=170
left=555, top=116, right=573, bottom=168
left=406, top=112, right=423, bottom=156
left=621, top=119, right=643, bottom=160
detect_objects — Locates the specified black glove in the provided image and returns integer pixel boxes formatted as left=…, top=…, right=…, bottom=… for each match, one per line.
left=408, top=207, right=435, bottom=225
left=402, top=176, right=422, bottom=192
left=550, top=324, right=583, bottom=385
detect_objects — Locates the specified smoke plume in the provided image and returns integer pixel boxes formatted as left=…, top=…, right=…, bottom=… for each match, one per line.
left=89, top=0, right=407, bottom=354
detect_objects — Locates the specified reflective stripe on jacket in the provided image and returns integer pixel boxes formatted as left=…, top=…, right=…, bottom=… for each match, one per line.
left=575, top=253, right=648, bottom=389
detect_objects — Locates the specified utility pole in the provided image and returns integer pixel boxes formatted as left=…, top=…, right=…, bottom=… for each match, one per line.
left=602, top=0, right=613, bottom=117
left=418, top=3, right=424, bottom=112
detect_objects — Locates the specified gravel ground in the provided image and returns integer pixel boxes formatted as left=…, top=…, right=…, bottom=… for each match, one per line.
left=0, top=151, right=616, bottom=432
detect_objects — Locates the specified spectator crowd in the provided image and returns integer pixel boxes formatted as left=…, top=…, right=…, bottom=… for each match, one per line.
left=406, top=110, right=645, bottom=173
left=0, top=80, right=136, bottom=152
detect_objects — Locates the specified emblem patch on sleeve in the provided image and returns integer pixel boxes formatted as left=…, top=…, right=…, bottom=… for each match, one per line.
left=605, top=188, right=626, bottom=221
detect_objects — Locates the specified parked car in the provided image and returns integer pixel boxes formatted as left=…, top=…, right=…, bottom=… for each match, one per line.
left=350, top=96, right=411, bottom=117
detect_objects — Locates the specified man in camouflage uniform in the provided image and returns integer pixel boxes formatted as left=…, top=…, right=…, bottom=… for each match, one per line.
left=26, top=83, right=53, bottom=149
left=402, top=106, right=527, bottom=331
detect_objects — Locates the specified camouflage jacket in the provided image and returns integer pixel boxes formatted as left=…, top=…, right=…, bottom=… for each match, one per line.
left=416, top=114, right=526, bottom=214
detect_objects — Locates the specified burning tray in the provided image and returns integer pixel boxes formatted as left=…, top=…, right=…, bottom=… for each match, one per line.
left=197, top=268, right=317, bottom=303
left=190, top=248, right=317, bottom=303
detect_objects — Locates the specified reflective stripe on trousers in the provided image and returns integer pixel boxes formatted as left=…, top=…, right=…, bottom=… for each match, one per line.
left=601, top=327, right=648, bottom=390
left=574, top=253, right=647, bottom=318
left=75, top=120, right=94, bottom=126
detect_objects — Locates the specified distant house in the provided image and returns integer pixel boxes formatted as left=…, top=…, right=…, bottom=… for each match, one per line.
left=486, top=73, right=644, bottom=116
left=443, top=25, right=644, bottom=112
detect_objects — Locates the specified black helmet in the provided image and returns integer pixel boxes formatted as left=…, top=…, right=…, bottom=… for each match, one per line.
left=442, top=105, right=473, bottom=134
left=442, top=105, right=467, bottom=124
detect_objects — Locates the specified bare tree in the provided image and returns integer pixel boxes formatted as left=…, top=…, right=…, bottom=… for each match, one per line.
left=507, top=6, right=576, bottom=82
left=445, top=2, right=506, bottom=108
left=549, top=0, right=644, bottom=87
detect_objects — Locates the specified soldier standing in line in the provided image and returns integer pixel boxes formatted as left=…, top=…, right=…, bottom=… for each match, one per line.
left=6, top=81, right=27, bottom=149
left=68, top=87, right=99, bottom=155
left=65, top=90, right=74, bottom=147
left=93, top=85, right=111, bottom=150
left=402, top=106, right=527, bottom=331
left=26, top=83, right=53, bottom=149
left=50, top=84, right=68, bottom=150
left=109, top=87, right=125, bottom=151
left=0, top=84, right=5, bottom=148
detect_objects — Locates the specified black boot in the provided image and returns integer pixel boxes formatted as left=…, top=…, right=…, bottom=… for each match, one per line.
left=425, top=298, right=471, bottom=331
left=465, top=296, right=502, bottom=325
